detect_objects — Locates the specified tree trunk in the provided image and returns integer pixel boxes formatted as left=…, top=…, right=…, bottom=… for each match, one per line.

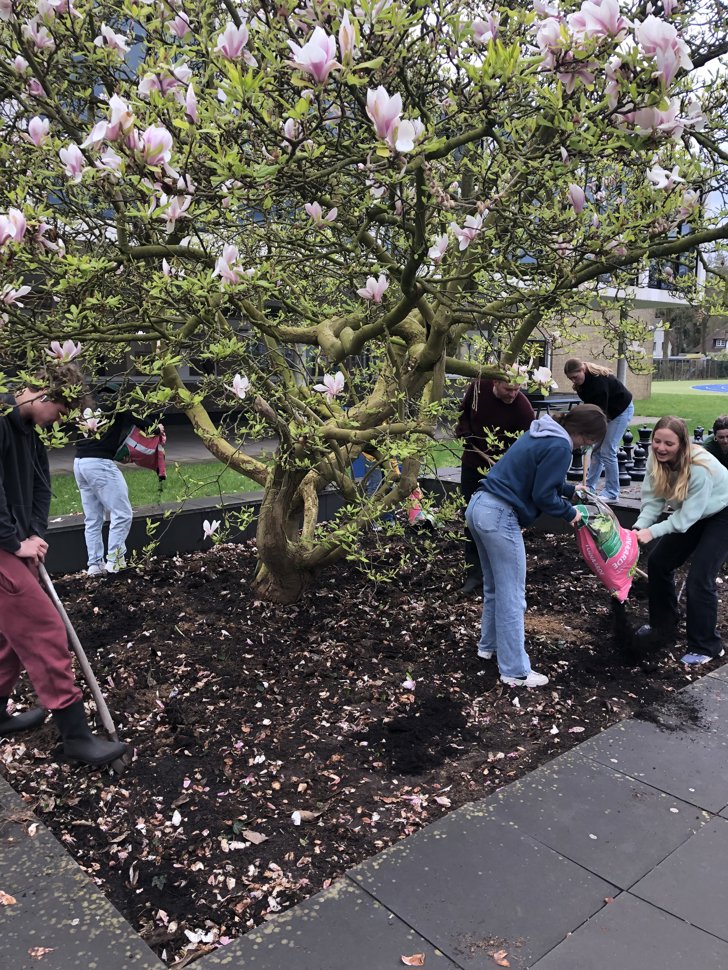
left=251, top=470, right=313, bottom=604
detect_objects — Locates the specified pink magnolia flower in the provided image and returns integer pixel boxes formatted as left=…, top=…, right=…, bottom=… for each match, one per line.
left=560, top=146, right=570, bottom=163
left=535, top=17, right=566, bottom=68
left=450, top=213, right=483, bottom=251
left=140, top=125, right=173, bottom=166
left=339, top=10, right=357, bottom=64
left=568, top=0, right=628, bottom=40
left=313, top=371, right=345, bottom=400
left=532, top=366, right=558, bottom=390
left=1, top=285, right=31, bottom=305
left=212, top=244, right=246, bottom=286
left=168, top=12, right=191, bottom=39
left=289, top=27, right=339, bottom=84
left=387, top=117, right=425, bottom=154
left=304, top=201, right=337, bottom=226
left=568, top=183, right=586, bottom=213
left=662, top=0, right=677, bottom=15
left=635, top=15, right=692, bottom=86
left=107, top=94, right=134, bottom=139
left=427, top=234, right=449, bottom=263
left=366, top=86, right=402, bottom=140
left=215, top=22, right=257, bottom=65
left=202, top=519, right=221, bottom=540
left=138, top=63, right=192, bottom=98
left=59, top=143, right=85, bottom=180
left=28, top=78, right=44, bottom=97
left=227, top=373, right=251, bottom=399
left=620, top=100, right=686, bottom=139
left=0, top=208, right=27, bottom=247
left=685, top=95, right=706, bottom=132
left=357, top=274, right=389, bottom=302
left=93, top=23, right=129, bottom=55
left=0, top=0, right=14, bottom=21
left=159, top=194, right=192, bottom=232
left=95, top=146, right=122, bottom=174
left=472, top=13, right=499, bottom=44
left=185, top=83, right=198, bottom=123
left=27, top=116, right=49, bottom=146
left=675, top=188, right=699, bottom=220
left=646, top=163, right=684, bottom=190
left=46, top=339, right=82, bottom=361
left=12, top=55, right=29, bottom=72
left=22, top=19, right=55, bottom=51
left=78, top=408, right=107, bottom=436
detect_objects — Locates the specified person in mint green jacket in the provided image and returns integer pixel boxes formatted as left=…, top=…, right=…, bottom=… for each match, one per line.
left=633, top=416, right=728, bottom=665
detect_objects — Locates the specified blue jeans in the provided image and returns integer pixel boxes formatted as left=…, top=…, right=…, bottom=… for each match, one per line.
left=587, top=401, right=634, bottom=500
left=363, top=458, right=395, bottom=523
left=465, top=491, right=530, bottom=679
left=73, top=458, right=133, bottom=568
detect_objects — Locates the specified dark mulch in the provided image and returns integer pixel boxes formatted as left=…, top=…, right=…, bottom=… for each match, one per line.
left=1, top=528, right=722, bottom=965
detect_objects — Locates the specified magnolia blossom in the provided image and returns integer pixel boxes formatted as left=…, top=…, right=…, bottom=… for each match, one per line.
left=140, top=125, right=173, bottom=166
left=182, top=83, right=198, bottom=124
left=288, top=26, right=339, bottom=84
left=228, top=373, right=251, bottom=399
left=46, top=339, right=82, bottom=361
left=357, top=274, right=389, bottom=302
left=138, top=63, right=192, bottom=98
left=95, top=146, right=122, bottom=174
left=531, top=366, right=558, bottom=390
left=560, top=146, right=569, bottom=163
left=646, top=163, right=684, bottom=190
left=80, top=95, right=134, bottom=148
left=313, top=371, right=345, bottom=400
left=568, top=0, right=628, bottom=40
left=59, top=143, right=85, bottom=180
left=0, top=0, right=14, bottom=21
left=27, top=116, right=49, bottom=146
left=366, top=86, right=403, bottom=140
left=338, top=11, right=357, bottom=64
left=215, top=21, right=257, bottom=65
left=281, top=118, right=301, bottom=145
left=168, top=12, right=191, bottom=39
left=450, top=212, right=483, bottom=251
left=387, top=117, right=424, bottom=154
left=620, top=100, right=687, bottom=139
left=428, top=234, right=449, bottom=263
left=93, top=23, right=129, bottom=55
left=202, top=519, right=221, bottom=540
left=22, top=18, right=55, bottom=51
left=568, top=183, right=586, bottom=213
left=159, top=194, right=192, bottom=232
left=304, top=201, right=337, bottom=226
left=635, top=15, right=692, bottom=86
left=1, top=285, right=31, bottom=306
left=0, top=208, right=27, bottom=247
left=78, top=408, right=107, bottom=436
left=212, top=244, right=247, bottom=286
left=12, top=55, right=29, bottom=72
left=503, top=362, right=530, bottom=384
left=401, top=677, right=416, bottom=690
left=472, top=13, right=499, bottom=44
left=535, top=17, right=566, bottom=68
left=675, top=188, right=699, bottom=221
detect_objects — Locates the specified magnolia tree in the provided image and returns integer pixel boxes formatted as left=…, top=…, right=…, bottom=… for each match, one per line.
left=1, top=0, right=727, bottom=601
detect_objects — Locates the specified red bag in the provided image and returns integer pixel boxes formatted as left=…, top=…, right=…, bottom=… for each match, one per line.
left=114, top=427, right=166, bottom=480
left=573, top=493, right=639, bottom=602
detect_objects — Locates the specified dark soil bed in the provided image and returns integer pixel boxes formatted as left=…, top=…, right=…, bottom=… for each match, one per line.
left=1, top=529, right=723, bottom=965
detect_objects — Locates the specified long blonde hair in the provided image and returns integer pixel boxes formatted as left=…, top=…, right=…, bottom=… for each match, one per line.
left=563, top=358, right=613, bottom=379
left=648, top=416, right=711, bottom=502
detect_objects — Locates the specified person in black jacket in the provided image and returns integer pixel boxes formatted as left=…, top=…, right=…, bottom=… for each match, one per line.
left=74, top=383, right=163, bottom=575
left=0, top=364, right=127, bottom=765
left=702, top=415, right=728, bottom=470
left=564, top=359, right=634, bottom=502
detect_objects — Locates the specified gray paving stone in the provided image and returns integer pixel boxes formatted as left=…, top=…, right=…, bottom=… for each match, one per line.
left=468, top=753, right=705, bottom=888
left=631, top=817, right=728, bottom=942
left=349, top=807, right=615, bottom=970
left=195, top=878, right=459, bottom=970
left=707, top=662, right=728, bottom=683
left=679, top=674, right=728, bottom=734
left=577, top=716, right=728, bottom=812
left=0, top=784, right=76, bottom=894
left=531, top=892, right=728, bottom=970
left=0, top=862, right=164, bottom=969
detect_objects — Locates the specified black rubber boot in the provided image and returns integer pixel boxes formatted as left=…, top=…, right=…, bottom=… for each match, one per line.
left=635, top=622, right=678, bottom=652
left=51, top=700, right=128, bottom=767
left=461, top=572, right=483, bottom=595
left=0, top=697, right=47, bottom=734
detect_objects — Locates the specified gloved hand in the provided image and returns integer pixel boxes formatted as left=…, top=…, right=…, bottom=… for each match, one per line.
left=573, top=485, right=595, bottom=503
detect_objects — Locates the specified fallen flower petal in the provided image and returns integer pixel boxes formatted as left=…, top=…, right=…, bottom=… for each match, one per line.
left=401, top=955, right=425, bottom=967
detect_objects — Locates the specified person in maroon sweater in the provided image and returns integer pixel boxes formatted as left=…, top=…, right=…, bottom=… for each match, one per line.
left=455, top=379, right=535, bottom=594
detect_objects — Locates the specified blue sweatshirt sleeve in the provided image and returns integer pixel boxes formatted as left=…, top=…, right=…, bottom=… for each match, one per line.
left=532, top=441, right=578, bottom=521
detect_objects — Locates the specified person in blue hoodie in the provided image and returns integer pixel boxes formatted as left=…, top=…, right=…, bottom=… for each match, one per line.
left=466, top=404, right=607, bottom=688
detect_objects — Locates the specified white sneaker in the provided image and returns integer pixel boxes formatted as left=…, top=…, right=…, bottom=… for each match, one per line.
left=500, top=670, right=549, bottom=688
left=86, top=564, right=106, bottom=577
left=478, top=649, right=495, bottom=660
left=105, top=558, right=126, bottom=574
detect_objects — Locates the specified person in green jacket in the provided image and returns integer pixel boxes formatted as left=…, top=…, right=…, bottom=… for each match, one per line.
left=633, top=415, right=728, bottom=664
left=702, top=415, right=728, bottom=470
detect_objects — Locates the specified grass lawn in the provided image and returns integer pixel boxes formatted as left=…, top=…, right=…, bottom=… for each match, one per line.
left=49, top=440, right=464, bottom=518
left=633, top=380, right=728, bottom=434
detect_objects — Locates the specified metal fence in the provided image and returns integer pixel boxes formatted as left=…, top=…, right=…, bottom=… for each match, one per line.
left=652, top=358, right=728, bottom=382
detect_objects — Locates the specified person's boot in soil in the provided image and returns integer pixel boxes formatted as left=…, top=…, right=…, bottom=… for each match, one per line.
left=51, top=700, right=128, bottom=766
left=0, top=697, right=47, bottom=734
left=461, top=569, right=483, bottom=596
left=635, top=619, right=679, bottom=653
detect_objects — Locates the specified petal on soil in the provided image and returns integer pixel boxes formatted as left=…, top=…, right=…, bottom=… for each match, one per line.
left=401, top=955, right=426, bottom=966
left=0, top=891, right=17, bottom=905
left=492, top=951, right=510, bottom=967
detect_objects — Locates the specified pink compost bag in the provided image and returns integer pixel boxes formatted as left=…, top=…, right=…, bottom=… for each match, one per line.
left=114, top=426, right=167, bottom=480
left=573, top=494, right=639, bottom=602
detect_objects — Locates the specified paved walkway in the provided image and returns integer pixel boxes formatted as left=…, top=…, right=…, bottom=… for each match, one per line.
left=3, top=667, right=728, bottom=969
